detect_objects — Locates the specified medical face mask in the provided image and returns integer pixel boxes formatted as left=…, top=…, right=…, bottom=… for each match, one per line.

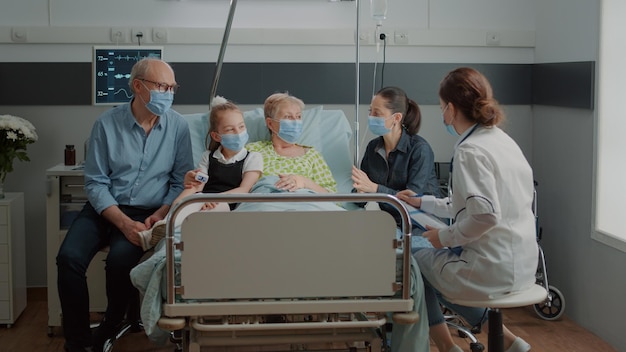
left=140, top=82, right=174, bottom=116
left=274, top=119, right=303, bottom=144
left=368, top=116, right=391, bottom=136
left=220, top=130, right=249, bottom=152
left=441, top=104, right=459, bottom=137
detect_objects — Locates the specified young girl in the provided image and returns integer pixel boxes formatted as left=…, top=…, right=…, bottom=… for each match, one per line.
left=139, top=96, right=263, bottom=250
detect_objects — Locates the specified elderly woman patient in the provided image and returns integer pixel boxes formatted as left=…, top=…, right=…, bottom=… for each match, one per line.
left=245, top=92, right=337, bottom=194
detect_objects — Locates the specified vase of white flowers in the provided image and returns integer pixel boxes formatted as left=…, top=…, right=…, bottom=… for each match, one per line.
left=0, top=114, right=38, bottom=199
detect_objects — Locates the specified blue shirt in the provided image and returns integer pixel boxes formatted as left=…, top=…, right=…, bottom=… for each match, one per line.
left=84, top=103, right=194, bottom=214
left=360, top=129, right=441, bottom=225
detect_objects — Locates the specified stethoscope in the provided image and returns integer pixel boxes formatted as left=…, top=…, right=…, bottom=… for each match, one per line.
left=445, top=123, right=479, bottom=254
left=447, top=123, right=479, bottom=198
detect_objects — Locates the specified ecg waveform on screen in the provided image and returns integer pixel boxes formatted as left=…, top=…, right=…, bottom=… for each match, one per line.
left=113, top=88, right=133, bottom=99
left=112, top=52, right=161, bottom=62
left=93, top=47, right=162, bottom=105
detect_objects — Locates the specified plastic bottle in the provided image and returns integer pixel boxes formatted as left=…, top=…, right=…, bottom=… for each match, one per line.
left=64, top=145, right=76, bottom=166
left=370, top=0, right=388, bottom=21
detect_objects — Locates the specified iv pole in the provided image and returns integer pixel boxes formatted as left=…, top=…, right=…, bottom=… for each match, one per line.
left=354, top=0, right=361, bottom=167
left=209, top=0, right=238, bottom=106
left=207, top=0, right=362, bottom=166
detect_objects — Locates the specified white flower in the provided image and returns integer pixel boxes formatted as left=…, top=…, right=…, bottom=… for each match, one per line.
left=6, top=131, right=17, bottom=141
left=1, top=114, right=38, bottom=182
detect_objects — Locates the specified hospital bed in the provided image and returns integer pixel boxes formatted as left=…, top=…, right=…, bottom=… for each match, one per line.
left=129, top=107, right=422, bottom=352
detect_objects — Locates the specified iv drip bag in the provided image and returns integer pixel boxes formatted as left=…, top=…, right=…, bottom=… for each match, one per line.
left=371, top=0, right=388, bottom=21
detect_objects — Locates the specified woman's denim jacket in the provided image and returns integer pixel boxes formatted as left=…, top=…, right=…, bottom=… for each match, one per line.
left=357, top=130, right=441, bottom=226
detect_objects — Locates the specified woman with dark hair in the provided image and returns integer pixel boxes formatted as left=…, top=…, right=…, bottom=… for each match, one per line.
left=352, top=86, right=441, bottom=248
left=398, top=67, right=537, bottom=352
left=350, top=86, right=437, bottom=352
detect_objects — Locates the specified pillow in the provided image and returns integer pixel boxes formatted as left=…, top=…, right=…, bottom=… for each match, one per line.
left=182, top=106, right=353, bottom=194
left=182, top=113, right=209, bottom=167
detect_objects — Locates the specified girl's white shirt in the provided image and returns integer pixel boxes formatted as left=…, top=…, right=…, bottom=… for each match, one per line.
left=197, top=146, right=263, bottom=175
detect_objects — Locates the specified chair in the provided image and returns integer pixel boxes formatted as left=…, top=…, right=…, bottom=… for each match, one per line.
left=445, top=284, right=548, bottom=352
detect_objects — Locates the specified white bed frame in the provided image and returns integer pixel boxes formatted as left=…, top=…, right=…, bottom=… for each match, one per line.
left=157, top=193, right=417, bottom=352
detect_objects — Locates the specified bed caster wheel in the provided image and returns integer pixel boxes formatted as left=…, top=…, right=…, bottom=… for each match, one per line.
left=533, top=285, right=565, bottom=320
left=470, top=342, right=485, bottom=352
left=391, top=311, right=419, bottom=324
left=170, top=330, right=183, bottom=348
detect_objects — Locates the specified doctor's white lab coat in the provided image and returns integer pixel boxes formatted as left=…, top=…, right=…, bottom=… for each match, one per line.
left=418, top=125, right=538, bottom=300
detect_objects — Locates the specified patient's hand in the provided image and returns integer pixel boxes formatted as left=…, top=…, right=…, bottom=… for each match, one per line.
left=276, top=174, right=305, bottom=192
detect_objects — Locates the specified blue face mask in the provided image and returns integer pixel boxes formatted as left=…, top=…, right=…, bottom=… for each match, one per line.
left=274, top=119, right=303, bottom=144
left=368, top=115, right=391, bottom=136
left=445, top=123, right=459, bottom=137
left=441, top=104, right=459, bottom=137
left=219, top=130, right=249, bottom=152
left=144, top=89, right=174, bottom=116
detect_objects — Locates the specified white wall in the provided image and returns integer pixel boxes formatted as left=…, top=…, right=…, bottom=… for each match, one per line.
left=533, top=0, right=626, bottom=350
left=1, top=0, right=538, bottom=310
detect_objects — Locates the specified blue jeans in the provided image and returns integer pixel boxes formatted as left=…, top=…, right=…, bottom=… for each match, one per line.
left=413, top=246, right=488, bottom=328
left=422, top=276, right=488, bottom=328
left=56, top=203, right=151, bottom=348
left=389, top=254, right=430, bottom=352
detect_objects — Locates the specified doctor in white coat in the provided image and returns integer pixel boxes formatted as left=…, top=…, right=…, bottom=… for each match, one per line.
left=398, top=67, right=537, bottom=352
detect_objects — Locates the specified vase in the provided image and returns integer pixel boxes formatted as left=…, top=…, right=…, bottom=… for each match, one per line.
left=0, top=172, right=6, bottom=199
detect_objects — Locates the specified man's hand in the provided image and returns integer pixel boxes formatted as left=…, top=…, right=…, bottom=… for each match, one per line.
left=120, top=219, right=149, bottom=247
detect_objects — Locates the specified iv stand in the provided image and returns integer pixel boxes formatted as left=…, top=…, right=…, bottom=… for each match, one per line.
left=354, top=0, right=361, bottom=167
left=209, top=0, right=238, bottom=107
left=207, top=0, right=361, bottom=167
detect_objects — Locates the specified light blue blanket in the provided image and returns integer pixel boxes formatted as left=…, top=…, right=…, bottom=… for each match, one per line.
left=130, top=176, right=345, bottom=344
left=235, top=176, right=346, bottom=212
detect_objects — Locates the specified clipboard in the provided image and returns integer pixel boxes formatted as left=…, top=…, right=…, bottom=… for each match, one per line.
left=403, top=202, right=448, bottom=231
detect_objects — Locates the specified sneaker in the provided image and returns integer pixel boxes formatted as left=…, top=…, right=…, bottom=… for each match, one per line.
left=149, top=220, right=167, bottom=248
left=137, top=220, right=167, bottom=251
left=92, top=320, right=122, bottom=352
left=506, top=337, right=531, bottom=352
left=64, top=345, right=94, bottom=352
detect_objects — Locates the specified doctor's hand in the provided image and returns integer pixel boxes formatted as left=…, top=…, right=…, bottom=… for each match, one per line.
left=397, top=189, right=422, bottom=208
left=423, top=225, right=444, bottom=249
left=351, top=166, right=377, bottom=193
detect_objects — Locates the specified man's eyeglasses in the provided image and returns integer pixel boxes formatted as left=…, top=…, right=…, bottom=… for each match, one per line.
left=139, top=78, right=179, bottom=94
left=273, top=115, right=302, bottom=121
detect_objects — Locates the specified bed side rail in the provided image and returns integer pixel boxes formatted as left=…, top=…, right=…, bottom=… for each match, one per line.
left=164, top=193, right=413, bottom=308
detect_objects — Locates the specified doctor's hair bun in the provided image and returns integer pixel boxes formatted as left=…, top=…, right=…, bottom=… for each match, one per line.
left=210, top=96, right=229, bottom=109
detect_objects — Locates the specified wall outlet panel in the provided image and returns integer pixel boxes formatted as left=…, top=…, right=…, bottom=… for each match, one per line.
left=110, top=27, right=128, bottom=43
left=131, top=28, right=149, bottom=44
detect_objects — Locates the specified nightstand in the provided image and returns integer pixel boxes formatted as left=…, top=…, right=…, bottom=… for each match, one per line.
left=45, top=164, right=106, bottom=335
left=0, top=192, right=26, bottom=328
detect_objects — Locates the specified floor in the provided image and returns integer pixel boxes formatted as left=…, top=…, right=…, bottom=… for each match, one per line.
left=0, top=288, right=618, bottom=352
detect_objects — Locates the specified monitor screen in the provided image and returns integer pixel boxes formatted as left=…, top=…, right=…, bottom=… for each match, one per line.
left=92, top=46, right=163, bottom=106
